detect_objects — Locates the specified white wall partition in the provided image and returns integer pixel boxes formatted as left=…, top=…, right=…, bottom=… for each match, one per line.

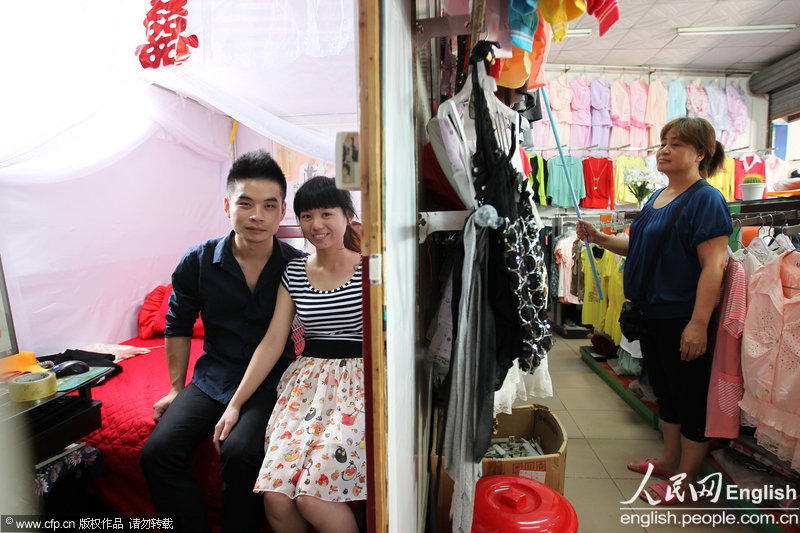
left=382, top=0, right=423, bottom=531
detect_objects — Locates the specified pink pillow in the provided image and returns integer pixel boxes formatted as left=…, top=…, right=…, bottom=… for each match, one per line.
left=138, top=285, right=204, bottom=339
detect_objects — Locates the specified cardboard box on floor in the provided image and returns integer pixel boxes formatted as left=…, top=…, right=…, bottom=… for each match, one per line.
left=429, top=405, right=568, bottom=531
left=483, top=405, right=567, bottom=493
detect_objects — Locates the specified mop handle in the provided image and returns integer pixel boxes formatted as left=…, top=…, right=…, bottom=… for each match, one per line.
left=539, top=86, right=604, bottom=301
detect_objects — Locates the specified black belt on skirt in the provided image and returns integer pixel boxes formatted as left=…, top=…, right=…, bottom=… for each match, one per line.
left=302, top=339, right=363, bottom=359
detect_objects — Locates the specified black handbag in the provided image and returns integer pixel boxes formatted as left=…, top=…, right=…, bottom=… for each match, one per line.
left=619, top=180, right=709, bottom=341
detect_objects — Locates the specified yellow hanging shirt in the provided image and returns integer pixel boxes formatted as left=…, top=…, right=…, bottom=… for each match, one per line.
left=614, top=155, right=646, bottom=204
left=538, top=0, right=587, bottom=42
left=707, top=156, right=735, bottom=201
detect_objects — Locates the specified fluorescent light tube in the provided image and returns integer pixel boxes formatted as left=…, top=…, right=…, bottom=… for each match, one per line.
left=677, top=24, right=796, bottom=36
left=565, top=29, right=592, bottom=37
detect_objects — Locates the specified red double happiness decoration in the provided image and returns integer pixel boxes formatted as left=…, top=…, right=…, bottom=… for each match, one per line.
left=136, top=0, right=198, bottom=69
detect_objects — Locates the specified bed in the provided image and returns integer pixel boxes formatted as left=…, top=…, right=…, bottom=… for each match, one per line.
left=83, top=286, right=222, bottom=523
left=84, top=338, right=223, bottom=522
left=81, top=285, right=356, bottom=533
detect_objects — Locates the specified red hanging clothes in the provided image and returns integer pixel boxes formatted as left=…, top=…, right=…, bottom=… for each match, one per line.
left=586, top=0, right=620, bottom=36
left=580, top=157, right=615, bottom=209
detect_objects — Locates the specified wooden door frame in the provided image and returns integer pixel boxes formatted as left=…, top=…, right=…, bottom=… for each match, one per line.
left=358, top=1, right=388, bottom=532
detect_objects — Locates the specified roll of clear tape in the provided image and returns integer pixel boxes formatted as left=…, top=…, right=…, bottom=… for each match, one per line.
left=8, top=372, right=57, bottom=402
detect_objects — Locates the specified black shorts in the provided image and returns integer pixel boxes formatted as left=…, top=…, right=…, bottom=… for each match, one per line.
left=640, top=316, right=713, bottom=442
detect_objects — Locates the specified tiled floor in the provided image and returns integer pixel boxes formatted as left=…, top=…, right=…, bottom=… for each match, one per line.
left=514, top=334, right=757, bottom=532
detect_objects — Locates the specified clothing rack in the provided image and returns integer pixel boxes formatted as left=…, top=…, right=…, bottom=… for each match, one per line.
left=527, top=144, right=659, bottom=154
left=544, top=64, right=754, bottom=77
left=731, top=209, right=800, bottom=227
left=726, top=146, right=777, bottom=154
left=417, top=211, right=471, bottom=243
left=549, top=215, right=593, bottom=339
left=781, top=224, right=800, bottom=236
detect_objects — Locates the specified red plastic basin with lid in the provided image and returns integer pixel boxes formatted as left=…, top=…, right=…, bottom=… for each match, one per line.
left=472, top=475, right=578, bottom=533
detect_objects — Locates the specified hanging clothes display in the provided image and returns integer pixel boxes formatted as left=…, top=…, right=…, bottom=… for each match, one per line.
left=554, top=230, right=581, bottom=304
left=628, top=78, right=650, bottom=156
left=440, top=42, right=552, bottom=533
left=526, top=14, right=553, bottom=90
left=722, top=81, right=748, bottom=148
left=507, top=0, right=538, bottom=52
left=532, top=90, right=556, bottom=154
left=581, top=156, right=614, bottom=209
left=493, top=45, right=534, bottom=89
left=586, top=0, right=620, bottom=36
left=548, top=75, right=574, bottom=155
left=529, top=153, right=549, bottom=205
left=707, top=156, right=735, bottom=201
left=613, top=153, right=645, bottom=204
left=705, top=80, right=728, bottom=143
left=686, top=79, right=710, bottom=119
left=602, top=251, right=625, bottom=345
left=644, top=77, right=667, bottom=147
left=764, top=154, right=788, bottom=193
left=589, top=76, right=612, bottom=156
left=740, top=251, right=800, bottom=471
left=580, top=245, right=610, bottom=329
left=538, top=0, right=587, bottom=42
left=547, top=154, right=585, bottom=207
left=608, top=78, right=630, bottom=158
left=666, top=78, right=687, bottom=121
left=705, top=256, right=746, bottom=439
left=569, top=75, right=592, bottom=157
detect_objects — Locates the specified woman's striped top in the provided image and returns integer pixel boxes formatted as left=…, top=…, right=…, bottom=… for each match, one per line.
left=281, top=256, right=363, bottom=342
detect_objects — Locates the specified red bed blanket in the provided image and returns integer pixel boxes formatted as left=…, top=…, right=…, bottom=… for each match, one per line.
left=84, top=337, right=222, bottom=522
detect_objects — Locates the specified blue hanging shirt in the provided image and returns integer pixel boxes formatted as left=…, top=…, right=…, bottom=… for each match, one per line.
left=624, top=179, right=732, bottom=319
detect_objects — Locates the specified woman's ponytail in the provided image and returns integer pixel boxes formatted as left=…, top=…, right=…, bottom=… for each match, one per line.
left=705, top=140, right=726, bottom=178
left=344, top=223, right=362, bottom=253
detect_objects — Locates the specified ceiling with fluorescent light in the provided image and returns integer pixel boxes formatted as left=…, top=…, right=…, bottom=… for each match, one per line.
left=549, top=0, right=800, bottom=72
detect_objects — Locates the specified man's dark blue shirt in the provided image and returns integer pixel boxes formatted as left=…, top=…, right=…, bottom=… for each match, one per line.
left=165, top=231, right=304, bottom=404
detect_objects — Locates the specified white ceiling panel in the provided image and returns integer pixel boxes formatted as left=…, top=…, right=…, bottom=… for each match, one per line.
left=689, top=46, right=761, bottom=67
left=602, top=48, right=662, bottom=65
left=739, top=45, right=799, bottom=63
left=752, top=0, right=800, bottom=24
left=767, top=30, right=800, bottom=48
left=555, top=32, right=624, bottom=51
left=667, top=35, right=725, bottom=49
left=715, top=33, right=787, bottom=47
left=545, top=0, right=800, bottom=72
left=647, top=47, right=705, bottom=66
left=613, top=27, right=678, bottom=46
left=636, top=2, right=715, bottom=30
left=707, top=0, right=781, bottom=25
left=551, top=48, right=616, bottom=64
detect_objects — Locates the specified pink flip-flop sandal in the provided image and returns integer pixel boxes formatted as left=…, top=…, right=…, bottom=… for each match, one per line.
left=626, top=458, right=675, bottom=478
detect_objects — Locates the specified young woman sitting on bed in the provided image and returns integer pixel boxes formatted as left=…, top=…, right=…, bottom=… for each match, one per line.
left=214, top=176, right=365, bottom=533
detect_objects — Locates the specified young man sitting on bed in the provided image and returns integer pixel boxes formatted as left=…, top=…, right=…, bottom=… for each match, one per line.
left=140, top=150, right=304, bottom=533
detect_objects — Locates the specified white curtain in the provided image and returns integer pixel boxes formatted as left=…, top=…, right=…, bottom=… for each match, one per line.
left=0, top=0, right=357, bottom=165
left=0, top=0, right=358, bottom=354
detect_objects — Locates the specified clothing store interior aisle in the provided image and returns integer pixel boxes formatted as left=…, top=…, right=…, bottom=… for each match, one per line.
left=516, top=332, right=756, bottom=533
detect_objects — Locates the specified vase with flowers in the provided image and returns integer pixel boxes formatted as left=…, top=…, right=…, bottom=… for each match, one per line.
left=624, top=167, right=661, bottom=209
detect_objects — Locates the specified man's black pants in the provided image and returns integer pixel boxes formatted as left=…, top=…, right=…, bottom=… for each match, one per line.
left=140, top=383, right=276, bottom=533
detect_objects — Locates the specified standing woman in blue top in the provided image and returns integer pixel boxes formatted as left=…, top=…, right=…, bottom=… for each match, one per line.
left=577, top=117, right=732, bottom=504
left=214, top=176, right=365, bottom=533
